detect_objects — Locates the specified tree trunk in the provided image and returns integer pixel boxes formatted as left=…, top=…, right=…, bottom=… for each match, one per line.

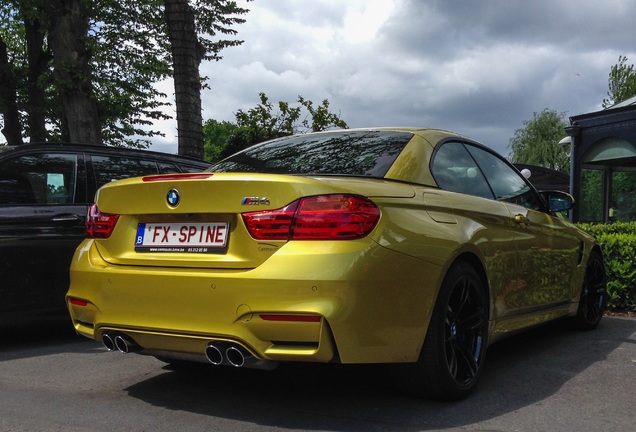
left=164, top=0, right=204, bottom=159
left=24, top=8, right=50, bottom=143
left=46, top=0, right=102, bottom=145
left=0, top=35, right=23, bottom=145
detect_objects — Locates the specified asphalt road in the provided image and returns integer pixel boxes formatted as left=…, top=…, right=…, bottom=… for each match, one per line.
left=1, top=316, right=635, bottom=432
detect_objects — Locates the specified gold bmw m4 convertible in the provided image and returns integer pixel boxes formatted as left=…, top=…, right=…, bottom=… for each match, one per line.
left=67, top=128, right=606, bottom=400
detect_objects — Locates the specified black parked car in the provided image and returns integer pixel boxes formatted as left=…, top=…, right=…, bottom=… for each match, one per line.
left=0, top=142, right=209, bottom=323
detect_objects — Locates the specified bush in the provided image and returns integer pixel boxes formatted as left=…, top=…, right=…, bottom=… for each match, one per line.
left=577, top=222, right=636, bottom=312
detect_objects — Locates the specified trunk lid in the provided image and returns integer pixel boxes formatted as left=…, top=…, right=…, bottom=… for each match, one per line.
left=91, top=173, right=414, bottom=269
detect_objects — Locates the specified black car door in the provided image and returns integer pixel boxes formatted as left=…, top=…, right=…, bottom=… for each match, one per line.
left=0, top=151, right=86, bottom=316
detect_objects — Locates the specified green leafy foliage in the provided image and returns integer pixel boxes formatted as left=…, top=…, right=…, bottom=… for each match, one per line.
left=0, top=0, right=250, bottom=149
left=204, top=93, right=349, bottom=162
left=508, top=108, right=570, bottom=173
left=202, top=119, right=237, bottom=161
left=578, top=222, right=636, bottom=311
left=602, top=55, right=636, bottom=108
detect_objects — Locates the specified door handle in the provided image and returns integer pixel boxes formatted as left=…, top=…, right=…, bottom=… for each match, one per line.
left=52, top=214, right=81, bottom=222
left=514, top=214, right=529, bottom=228
left=51, top=214, right=83, bottom=227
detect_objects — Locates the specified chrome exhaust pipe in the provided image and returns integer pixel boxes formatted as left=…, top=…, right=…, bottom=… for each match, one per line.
left=102, top=333, right=116, bottom=351
left=113, top=335, right=140, bottom=353
left=204, top=344, right=223, bottom=365
left=204, top=342, right=279, bottom=370
left=225, top=346, right=248, bottom=367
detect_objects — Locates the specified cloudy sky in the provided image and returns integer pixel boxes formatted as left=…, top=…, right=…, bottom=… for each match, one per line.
left=152, top=0, right=636, bottom=157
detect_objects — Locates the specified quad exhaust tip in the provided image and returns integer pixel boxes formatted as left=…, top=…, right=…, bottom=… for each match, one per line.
left=204, top=343, right=249, bottom=367
left=101, top=332, right=139, bottom=353
left=204, top=342, right=278, bottom=370
left=101, top=333, right=116, bottom=351
left=102, top=334, right=278, bottom=370
left=204, top=344, right=223, bottom=365
left=225, top=346, right=246, bottom=367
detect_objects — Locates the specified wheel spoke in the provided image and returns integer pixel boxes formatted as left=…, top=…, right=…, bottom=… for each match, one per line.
left=587, top=299, right=601, bottom=321
left=444, top=274, right=487, bottom=385
left=448, top=278, right=471, bottom=322
left=456, top=307, right=487, bottom=333
left=452, top=338, right=479, bottom=379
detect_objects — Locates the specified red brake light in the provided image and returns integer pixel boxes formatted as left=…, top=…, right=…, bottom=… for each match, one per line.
left=242, top=194, right=380, bottom=241
left=142, top=173, right=212, bottom=182
left=85, top=204, right=120, bottom=239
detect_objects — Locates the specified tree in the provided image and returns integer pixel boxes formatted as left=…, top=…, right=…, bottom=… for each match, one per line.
left=164, top=0, right=203, bottom=157
left=202, top=118, right=237, bottom=161
left=0, top=0, right=250, bottom=151
left=0, top=1, right=48, bottom=145
left=166, top=0, right=250, bottom=158
left=90, top=0, right=172, bottom=148
left=210, top=93, right=349, bottom=161
left=1, top=0, right=171, bottom=146
left=0, top=31, right=22, bottom=145
left=46, top=0, right=102, bottom=144
left=602, top=55, right=636, bottom=109
left=509, top=109, right=570, bottom=173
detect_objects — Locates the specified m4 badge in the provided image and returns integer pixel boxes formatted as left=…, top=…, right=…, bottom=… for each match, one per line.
left=241, top=197, right=270, bottom=205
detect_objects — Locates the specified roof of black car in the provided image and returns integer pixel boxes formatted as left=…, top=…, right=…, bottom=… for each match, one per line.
left=0, top=142, right=208, bottom=165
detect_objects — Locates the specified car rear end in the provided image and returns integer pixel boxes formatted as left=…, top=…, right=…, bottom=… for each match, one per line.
left=67, top=130, right=447, bottom=367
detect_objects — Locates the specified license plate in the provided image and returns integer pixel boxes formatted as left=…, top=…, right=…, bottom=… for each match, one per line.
left=135, top=222, right=229, bottom=253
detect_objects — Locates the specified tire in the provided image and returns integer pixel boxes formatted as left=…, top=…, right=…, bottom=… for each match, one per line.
left=573, top=250, right=606, bottom=331
left=392, top=260, right=489, bottom=400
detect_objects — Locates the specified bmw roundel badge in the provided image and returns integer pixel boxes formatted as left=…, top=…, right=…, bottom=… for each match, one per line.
left=166, top=189, right=180, bottom=207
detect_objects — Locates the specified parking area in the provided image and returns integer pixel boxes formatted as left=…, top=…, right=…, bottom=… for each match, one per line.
left=1, top=316, right=635, bottom=431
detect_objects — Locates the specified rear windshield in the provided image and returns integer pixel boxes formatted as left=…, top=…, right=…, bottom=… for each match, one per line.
left=208, top=131, right=413, bottom=177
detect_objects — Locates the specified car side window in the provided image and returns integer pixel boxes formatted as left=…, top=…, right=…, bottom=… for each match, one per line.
left=465, top=144, right=545, bottom=211
left=431, top=142, right=494, bottom=199
left=91, top=155, right=158, bottom=187
left=0, top=153, right=77, bottom=205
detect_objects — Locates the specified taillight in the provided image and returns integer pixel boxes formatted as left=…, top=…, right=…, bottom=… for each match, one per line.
left=85, top=204, right=120, bottom=239
left=242, top=194, right=380, bottom=240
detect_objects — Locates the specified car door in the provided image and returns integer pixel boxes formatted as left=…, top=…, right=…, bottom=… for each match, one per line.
left=0, top=150, right=86, bottom=316
left=465, top=144, right=581, bottom=312
left=430, top=140, right=521, bottom=318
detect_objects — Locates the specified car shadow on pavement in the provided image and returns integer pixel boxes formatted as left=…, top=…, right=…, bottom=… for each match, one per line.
left=0, top=316, right=97, bottom=362
left=122, top=317, right=636, bottom=431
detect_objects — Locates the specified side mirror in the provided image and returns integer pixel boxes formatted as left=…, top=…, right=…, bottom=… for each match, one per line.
left=540, top=190, right=575, bottom=213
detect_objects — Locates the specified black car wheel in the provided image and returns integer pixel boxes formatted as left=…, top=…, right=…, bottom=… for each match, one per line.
left=392, top=260, right=489, bottom=400
left=573, top=251, right=606, bottom=330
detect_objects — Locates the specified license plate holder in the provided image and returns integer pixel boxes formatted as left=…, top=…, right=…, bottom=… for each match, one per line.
left=135, top=222, right=229, bottom=253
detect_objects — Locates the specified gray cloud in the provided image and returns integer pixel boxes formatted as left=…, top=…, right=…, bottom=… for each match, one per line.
left=152, top=0, right=636, bottom=157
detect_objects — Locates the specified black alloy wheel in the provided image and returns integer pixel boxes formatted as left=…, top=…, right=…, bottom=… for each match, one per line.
left=442, top=268, right=488, bottom=389
left=391, top=260, right=489, bottom=400
left=574, top=251, right=607, bottom=330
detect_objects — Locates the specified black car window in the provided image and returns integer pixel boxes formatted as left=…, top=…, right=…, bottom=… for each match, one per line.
left=179, top=163, right=208, bottom=173
left=465, top=144, right=545, bottom=211
left=158, top=162, right=180, bottom=174
left=431, top=142, right=494, bottom=199
left=91, top=155, right=158, bottom=186
left=208, top=131, right=412, bottom=177
left=0, top=153, right=77, bottom=205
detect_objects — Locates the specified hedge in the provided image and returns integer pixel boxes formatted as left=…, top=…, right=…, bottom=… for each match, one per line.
left=577, top=222, right=636, bottom=312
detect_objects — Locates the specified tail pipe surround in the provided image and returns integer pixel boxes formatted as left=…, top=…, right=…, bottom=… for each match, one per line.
left=101, top=333, right=116, bottom=351
left=205, top=342, right=278, bottom=370
left=101, top=332, right=140, bottom=353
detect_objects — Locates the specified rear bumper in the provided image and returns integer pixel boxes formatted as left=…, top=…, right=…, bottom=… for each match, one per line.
left=67, top=238, right=443, bottom=364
